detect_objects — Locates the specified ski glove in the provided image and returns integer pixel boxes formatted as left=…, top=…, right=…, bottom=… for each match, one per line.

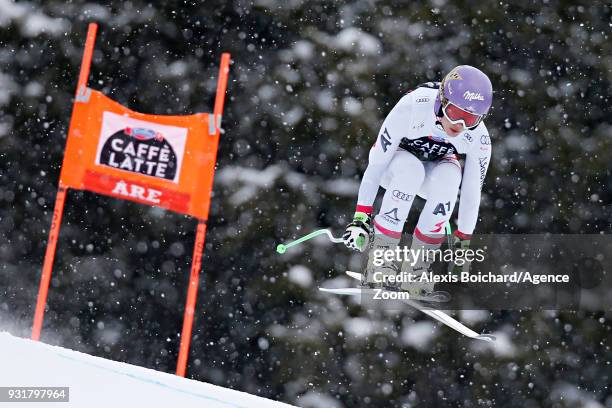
left=343, top=212, right=372, bottom=252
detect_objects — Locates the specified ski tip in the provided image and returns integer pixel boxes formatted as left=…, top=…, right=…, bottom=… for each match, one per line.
left=345, top=271, right=362, bottom=280
left=319, top=287, right=350, bottom=293
left=318, top=287, right=364, bottom=296
left=475, top=334, right=496, bottom=342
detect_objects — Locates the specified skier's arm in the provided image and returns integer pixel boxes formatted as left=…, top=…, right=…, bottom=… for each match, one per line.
left=456, top=132, right=491, bottom=238
left=355, top=95, right=411, bottom=214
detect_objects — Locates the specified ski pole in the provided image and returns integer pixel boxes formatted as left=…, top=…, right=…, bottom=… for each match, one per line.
left=277, top=222, right=452, bottom=254
left=276, top=229, right=343, bottom=254
left=445, top=221, right=453, bottom=248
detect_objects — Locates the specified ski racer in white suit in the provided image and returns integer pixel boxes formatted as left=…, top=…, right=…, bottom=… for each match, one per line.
left=342, top=65, right=493, bottom=296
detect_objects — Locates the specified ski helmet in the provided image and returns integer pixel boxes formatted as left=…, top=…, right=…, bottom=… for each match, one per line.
left=434, top=65, right=493, bottom=119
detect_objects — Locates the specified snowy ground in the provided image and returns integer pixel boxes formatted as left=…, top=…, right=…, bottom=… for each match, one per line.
left=0, top=332, right=295, bottom=407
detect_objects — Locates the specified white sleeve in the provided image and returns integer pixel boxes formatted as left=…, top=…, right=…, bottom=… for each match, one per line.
left=457, top=132, right=491, bottom=235
left=356, top=95, right=412, bottom=208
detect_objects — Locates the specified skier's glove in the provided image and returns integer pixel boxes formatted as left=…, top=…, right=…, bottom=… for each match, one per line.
left=343, top=212, right=372, bottom=252
left=451, top=234, right=471, bottom=274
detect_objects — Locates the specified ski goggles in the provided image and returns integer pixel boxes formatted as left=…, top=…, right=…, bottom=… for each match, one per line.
left=442, top=102, right=483, bottom=129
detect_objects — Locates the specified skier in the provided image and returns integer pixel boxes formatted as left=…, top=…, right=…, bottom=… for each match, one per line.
left=342, top=65, right=493, bottom=297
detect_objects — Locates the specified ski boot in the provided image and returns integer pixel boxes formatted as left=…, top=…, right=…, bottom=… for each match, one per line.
left=399, top=233, right=450, bottom=303
left=362, top=232, right=400, bottom=288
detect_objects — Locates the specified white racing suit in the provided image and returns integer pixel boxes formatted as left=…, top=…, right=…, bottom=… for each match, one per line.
left=356, top=84, right=491, bottom=279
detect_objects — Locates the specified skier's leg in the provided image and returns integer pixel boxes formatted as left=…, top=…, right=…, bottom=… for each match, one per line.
left=401, top=156, right=462, bottom=293
left=364, top=151, right=425, bottom=285
left=416, top=156, right=462, bottom=236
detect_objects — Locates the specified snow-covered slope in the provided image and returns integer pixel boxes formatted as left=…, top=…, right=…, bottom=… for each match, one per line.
left=0, top=332, right=295, bottom=407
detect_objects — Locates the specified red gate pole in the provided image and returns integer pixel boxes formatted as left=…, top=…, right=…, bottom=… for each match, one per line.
left=212, top=53, right=231, bottom=135
left=32, top=23, right=98, bottom=341
left=176, top=221, right=207, bottom=377
left=32, top=187, right=68, bottom=340
left=176, top=53, right=230, bottom=377
left=75, top=23, right=98, bottom=97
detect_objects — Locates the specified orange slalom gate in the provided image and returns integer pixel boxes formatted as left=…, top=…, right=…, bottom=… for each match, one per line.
left=31, top=23, right=231, bottom=378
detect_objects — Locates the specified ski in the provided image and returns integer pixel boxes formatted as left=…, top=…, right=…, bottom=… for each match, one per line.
left=318, top=271, right=495, bottom=342
left=320, top=281, right=449, bottom=303
left=320, top=287, right=373, bottom=296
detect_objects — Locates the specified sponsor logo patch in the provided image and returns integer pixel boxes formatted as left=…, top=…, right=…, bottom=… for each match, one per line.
left=430, top=220, right=447, bottom=233
left=99, top=128, right=177, bottom=181
left=463, top=91, right=484, bottom=101
left=380, top=127, right=392, bottom=152
left=428, top=134, right=446, bottom=143
left=478, top=157, right=489, bottom=188
left=447, top=69, right=462, bottom=81
left=400, top=137, right=455, bottom=161
left=382, top=207, right=401, bottom=224
left=432, top=201, right=451, bottom=216
left=392, top=190, right=413, bottom=201
left=96, top=112, right=187, bottom=183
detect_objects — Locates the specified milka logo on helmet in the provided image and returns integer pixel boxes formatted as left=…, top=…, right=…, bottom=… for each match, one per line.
left=463, top=91, right=484, bottom=101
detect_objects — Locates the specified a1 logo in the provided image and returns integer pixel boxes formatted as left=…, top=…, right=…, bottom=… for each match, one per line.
left=433, top=201, right=451, bottom=216
left=380, top=128, right=392, bottom=152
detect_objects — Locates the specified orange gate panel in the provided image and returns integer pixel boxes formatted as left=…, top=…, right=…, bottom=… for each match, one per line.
left=60, top=89, right=219, bottom=220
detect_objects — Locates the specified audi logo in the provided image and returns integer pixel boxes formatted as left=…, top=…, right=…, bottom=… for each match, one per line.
left=392, top=190, right=412, bottom=201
